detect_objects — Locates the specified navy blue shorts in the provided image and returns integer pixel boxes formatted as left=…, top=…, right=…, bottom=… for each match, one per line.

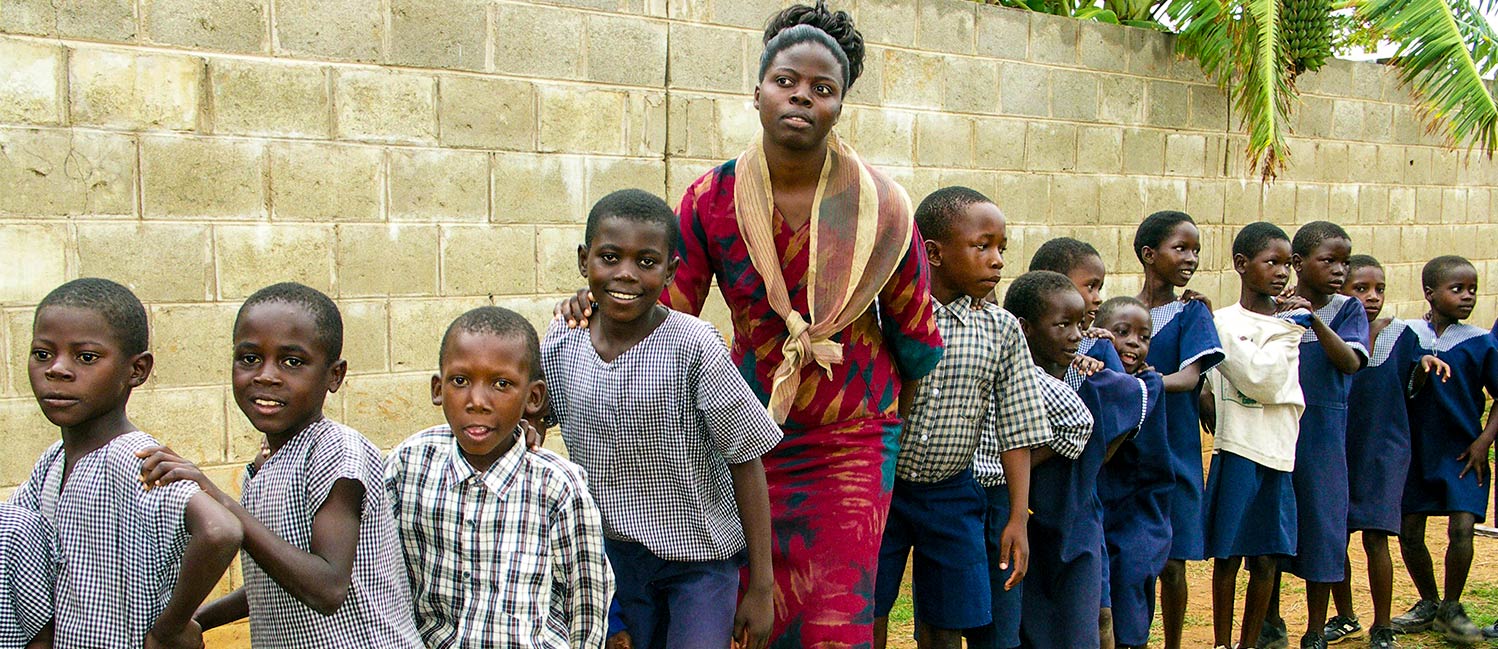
left=875, top=469, right=991, bottom=630
left=605, top=539, right=742, bottom=649
left=965, top=484, right=1023, bottom=649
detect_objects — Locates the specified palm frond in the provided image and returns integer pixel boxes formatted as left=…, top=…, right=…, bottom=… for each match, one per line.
left=1360, top=0, right=1498, bottom=153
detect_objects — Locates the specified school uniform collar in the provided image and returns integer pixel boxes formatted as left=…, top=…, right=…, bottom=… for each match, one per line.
left=938, top=294, right=978, bottom=325
left=443, top=425, right=527, bottom=498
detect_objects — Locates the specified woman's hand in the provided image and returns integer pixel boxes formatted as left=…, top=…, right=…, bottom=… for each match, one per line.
left=554, top=289, right=594, bottom=329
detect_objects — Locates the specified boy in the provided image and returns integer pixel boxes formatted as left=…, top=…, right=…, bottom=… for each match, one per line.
left=0, top=502, right=57, bottom=648
left=386, top=307, right=613, bottom=647
left=139, top=282, right=422, bottom=648
left=1028, top=237, right=1126, bottom=385
left=1393, top=255, right=1498, bottom=644
left=542, top=190, right=781, bottom=649
left=1201, top=222, right=1308, bottom=649
left=874, top=187, right=1048, bottom=649
left=15, top=278, right=241, bottom=649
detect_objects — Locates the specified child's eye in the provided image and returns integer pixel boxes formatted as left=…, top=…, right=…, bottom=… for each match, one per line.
left=282, top=357, right=304, bottom=368
left=238, top=354, right=260, bottom=365
left=601, top=253, right=619, bottom=263
left=777, top=76, right=792, bottom=86
left=640, top=257, right=656, bottom=268
left=451, top=376, right=469, bottom=387
left=494, top=379, right=512, bottom=389
left=816, top=84, right=833, bottom=95
left=30, top=349, right=51, bottom=362
left=976, top=243, right=987, bottom=250
left=77, top=352, right=99, bottom=363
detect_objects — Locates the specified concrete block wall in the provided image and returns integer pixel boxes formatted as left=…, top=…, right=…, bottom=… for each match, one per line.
left=1, top=0, right=1492, bottom=641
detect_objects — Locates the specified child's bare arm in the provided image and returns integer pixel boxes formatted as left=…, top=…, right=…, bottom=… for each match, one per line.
left=1160, top=360, right=1205, bottom=394
left=1306, top=314, right=1366, bottom=374
left=898, top=378, right=922, bottom=420
left=997, top=448, right=1030, bottom=591
left=24, top=624, right=51, bottom=649
left=194, top=588, right=248, bottom=631
left=148, top=493, right=243, bottom=648
left=729, top=458, right=774, bottom=649
left=1198, top=379, right=1216, bottom=436
left=1409, top=355, right=1452, bottom=396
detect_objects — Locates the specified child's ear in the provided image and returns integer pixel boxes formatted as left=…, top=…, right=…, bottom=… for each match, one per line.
left=1422, top=284, right=1434, bottom=302
left=1017, top=316, right=1031, bottom=338
left=430, top=373, right=443, bottom=406
left=664, top=255, right=680, bottom=285
left=128, top=351, right=154, bottom=388
left=1232, top=252, right=1248, bottom=274
left=753, top=85, right=761, bottom=110
left=1140, top=246, right=1156, bottom=266
left=524, top=380, right=547, bottom=416
left=1291, top=252, right=1304, bottom=273
left=325, top=358, right=347, bottom=394
left=924, top=239, right=942, bottom=267
left=577, top=244, right=589, bottom=278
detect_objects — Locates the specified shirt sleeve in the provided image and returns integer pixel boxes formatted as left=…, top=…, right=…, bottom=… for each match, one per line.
left=1178, top=300, right=1226, bottom=374
left=661, top=172, right=717, bottom=316
left=694, top=324, right=783, bottom=464
left=878, top=224, right=945, bottom=383
left=986, top=314, right=1052, bottom=453
left=1087, top=337, right=1127, bottom=373
left=1043, top=376, right=1095, bottom=461
left=541, top=319, right=571, bottom=427
left=307, top=426, right=380, bottom=517
left=1215, top=321, right=1306, bottom=406
left=550, top=471, right=614, bottom=649
left=2, top=507, right=55, bottom=640
left=1335, top=298, right=1371, bottom=366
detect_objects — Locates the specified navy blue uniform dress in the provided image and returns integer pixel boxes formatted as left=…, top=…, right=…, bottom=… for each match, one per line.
left=1099, top=370, right=1169, bottom=646
left=1402, top=320, right=1498, bottom=520
left=1147, top=300, right=1224, bottom=561
left=1346, top=320, right=1420, bottom=534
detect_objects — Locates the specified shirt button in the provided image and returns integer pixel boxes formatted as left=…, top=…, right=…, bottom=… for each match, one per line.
left=462, top=570, right=471, bottom=580
left=466, top=519, right=476, bottom=528
left=920, top=435, right=929, bottom=442
left=932, top=388, right=941, bottom=397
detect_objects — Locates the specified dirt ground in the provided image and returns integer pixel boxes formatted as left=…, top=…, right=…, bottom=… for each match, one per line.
left=885, top=526, right=1498, bottom=648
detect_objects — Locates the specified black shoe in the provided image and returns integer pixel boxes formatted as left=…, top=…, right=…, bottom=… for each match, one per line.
left=1300, top=632, right=1328, bottom=649
left=1434, top=601, right=1482, bottom=645
left=1367, top=625, right=1398, bottom=649
left=1483, top=621, right=1498, bottom=640
left=1390, top=599, right=1438, bottom=633
left=1258, top=618, right=1290, bottom=649
left=1323, top=615, right=1363, bottom=643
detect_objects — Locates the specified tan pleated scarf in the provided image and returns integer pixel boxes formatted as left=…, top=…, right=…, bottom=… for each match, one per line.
left=734, top=133, right=915, bottom=424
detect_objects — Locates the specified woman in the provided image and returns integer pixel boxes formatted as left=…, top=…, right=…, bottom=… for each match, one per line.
left=562, top=4, right=942, bottom=646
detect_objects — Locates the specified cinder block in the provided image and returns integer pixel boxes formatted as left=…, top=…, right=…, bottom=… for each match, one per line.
left=626, top=90, right=668, bottom=156
left=0, top=38, right=63, bottom=125
left=1362, top=102, right=1393, bottom=143
left=1316, top=142, right=1349, bottom=183
left=1294, top=96, right=1334, bottom=140
left=1465, top=187, right=1489, bottom=225
left=1328, top=184, right=1358, bottom=223
left=1099, top=176, right=1146, bottom=225
left=335, top=69, right=437, bottom=144
left=274, top=0, right=383, bottom=61
left=389, top=299, right=484, bottom=371
left=998, top=62, right=1048, bottom=117
left=69, top=47, right=200, bottom=132
left=4, top=310, right=32, bottom=398
left=1330, top=100, right=1365, bottom=142
left=132, top=387, right=228, bottom=463
left=210, top=58, right=329, bottom=138
left=390, top=148, right=488, bottom=222
left=1049, top=175, right=1099, bottom=224
left=916, top=0, right=975, bottom=54
left=143, top=0, right=266, bottom=53
left=223, top=385, right=264, bottom=461
left=1, top=0, right=135, bottom=42
left=1025, top=122, right=1076, bottom=172
left=1097, top=74, right=1145, bottom=124
left=708, top=94, right=756, bottom=157
left=916, top=112, right=973, bottom=168
left=1127, top=27, right=1174, bottom=78
left=1076, top=126, right=1121, bottom=174
left=858, top=0, right=917, bottom=47
left=336, top=224, right=438, bottom=297
left=1295, top=183, right=1329, bottom=223
left=268, top=141, right=382, bottom=223
left=1141, top=176, right=1187, bottom=215
left=441, top=225, right=537, bottom=296
left=493, top=152, right=588, bottom=224
left=975, top=3, right=1028, bottom=59
left=76, top=223, right=212, bottom=302
left=148, top=303, right=238, bottom=387
left=342, top=372, right=443, bottom=449
left=846, top=43, right=884, bottom=106
left=845, top=106, right=914, bottom=166
left=1387, top=186, right=1415, bottom=224
left=142, top=135, right=265, bottom=220
left=586, top=14, right=667, bottom=86
left=1146, top=81, right=1189, bottom=128
left=339, top=300, right=388, bottom=375
left=1391, top=105, right=1424, bottom=146
left=436, top=75, right=534, bottom=150
left=1051, top=69, right=1098, bottom=121
left=1165, top=133, right=1206, bottom=177
left=0, top=128, right=136, bottom=217
left=1414, top=186, right=1442, bottom=224
left=0, top=397, right=60, bottom=486
left=1079, top=21, right=1127, bottom=72
left=938, top=169, right=996, bottom=198
left=1121, top=128, right=1164, bottom=175
left=1441, top=188, right=1468, bottom=225
left=1189, top=85, right=1228, bottom=131
left=213, top=224, right=335, bottom=299
left=535, top=226, right=586, bottom=294
left=1028, top=12, right=1077, bottom=65
left=0, top=225, right=68, bottom=305
left=974, top=117, right=1025, bottom=171
left=1400, top=221, right=1429, bottom=260
left=493, top=3, right=585, bottom=79
left=993, top=173, right=1050, bottom=223
left=586, top=156, right=667, bottom=205
left=1186, top=179, right=1226, bottom=224
left=881, top=49, right=944, bottom=110
left=538, top=85, right=627, bottom=154
left=389, top=0, right=485, bottom=70
left=1222, top=179, right=1262, bottom=225
left=707, top=0, right=782, bottom=29
left=943, top=56, right=999, bottom=115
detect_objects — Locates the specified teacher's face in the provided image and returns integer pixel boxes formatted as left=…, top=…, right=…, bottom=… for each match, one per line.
left=754, top=42, right=843, bottom=152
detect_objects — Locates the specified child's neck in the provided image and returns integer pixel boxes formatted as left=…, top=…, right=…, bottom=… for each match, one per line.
left=593, top=304, right=668, bottom=363
left=1294, top=284, right=1332, bottom=310
left=929, top=277, right=965, bottom=307
left=263, top=411, right=324, bottom=455
left=1239, top=290, right=1278, bottom=316
left=1036, top=354, right=1070, bottom=380
left=1428, top=309, right=1462, bottom=335
left=1138, top=272, right=1178, bottom=309
left=462, top=431, right=516, bottom=473
left=60, top=407, right=135, bottom=463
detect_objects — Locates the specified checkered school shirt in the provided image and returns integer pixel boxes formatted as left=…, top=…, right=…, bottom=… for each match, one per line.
left=1034, top=366, right=1095, bottom=460
left=902, top=295, right=1053, bottom=484
left=0, top=503, right=56, bottom=649
left=542, top=311, right=783, bottom=562
left=240, top=418, right=422, bottom=649
left=385, top=425, right=613, bottom=649
left=8, top=432, right=197, bottom=649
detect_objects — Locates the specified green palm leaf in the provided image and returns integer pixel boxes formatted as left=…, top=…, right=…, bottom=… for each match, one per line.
left=1359, top=0, right=1498, bottom=152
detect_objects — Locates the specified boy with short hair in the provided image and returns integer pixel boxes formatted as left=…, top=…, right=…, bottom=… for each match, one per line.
left=0, top=502, right=57, bottom=648
left=15, top=278, right=242, bottom=649
left=542, top=189, right=781, bottom=649
left=386, top=306, right=613, bottom=647
left=138, top=282, right=422, bottom=648
left=1029, top=237, right=1126, bottom=385
left=873, top=186, right=1049, bottom=649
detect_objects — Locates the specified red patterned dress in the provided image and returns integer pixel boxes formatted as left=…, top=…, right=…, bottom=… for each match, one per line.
left=662, top=159, right=943, bottom=648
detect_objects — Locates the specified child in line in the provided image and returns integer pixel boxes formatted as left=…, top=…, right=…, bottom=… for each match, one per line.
left=0, top=503, right=55, bottom=649
left=1392, top=255, right=1498, bottom=644
left=1095, top=297, right=1172, bottom=649
left=1131, top=211, right=1225, bottom=649
left=139, top=282, right=422, bottom=648
left=1007, top=270, right=1143, bottom=649
left=1261, top=222, right=1369, bottom=649
left=1324, top=255, right=1448, bottom=649
left=1201, top=222, right=1309, bottom=649
left=386, top=307, right=613, bottom=646
left=877, top=187, right=1047, bottom=649
left=542, top=190, right=781, bottom=649
left=14, top=278, right=242, bottom=649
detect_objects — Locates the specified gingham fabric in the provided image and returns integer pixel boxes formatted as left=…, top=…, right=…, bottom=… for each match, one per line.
left=1035, top=367, right=1095, bottom=460
left=542, top=310, right=783, bottom=562
left=9, top=432, right=196, bottom=649
left=1370, top=318, right=1407, bottom=366
left=0, top=503, right=56, bottom=649
left=386, top=425, right=613, bottom=649
left=901, top=295, right=1052, bottom=484
left=1063, top=336, right=1100, bottom=391
left=1300, top=294, right=1371, bottom=360
left=240, top=418, right=421, bottom=649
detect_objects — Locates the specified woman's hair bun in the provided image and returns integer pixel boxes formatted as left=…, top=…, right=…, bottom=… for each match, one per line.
left=762, top=1, right=864, bottom=90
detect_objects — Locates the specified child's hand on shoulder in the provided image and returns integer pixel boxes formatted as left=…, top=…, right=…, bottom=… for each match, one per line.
left=1136, top=364, right=1156, bottom=375
left=136, top=446, right=221, bottom=497
left=733, top=581, right=774, bottom=649
left=146, top=619, right=204, bottom=649
left=1421, top=354, right=1452, bottom=383
left=1083, top=327, right=1114, bottom=341
left=1179, top=289, right=1213, bottom=310
left=1071, top=355, right=1105, bottom=377
left=1276, top=295, right=1313, bottom=313
left=554, top=289, right=595, bottom=329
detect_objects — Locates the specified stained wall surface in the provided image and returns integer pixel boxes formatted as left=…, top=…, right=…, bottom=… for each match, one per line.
left=1, top=0, right=1491, bottom=642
